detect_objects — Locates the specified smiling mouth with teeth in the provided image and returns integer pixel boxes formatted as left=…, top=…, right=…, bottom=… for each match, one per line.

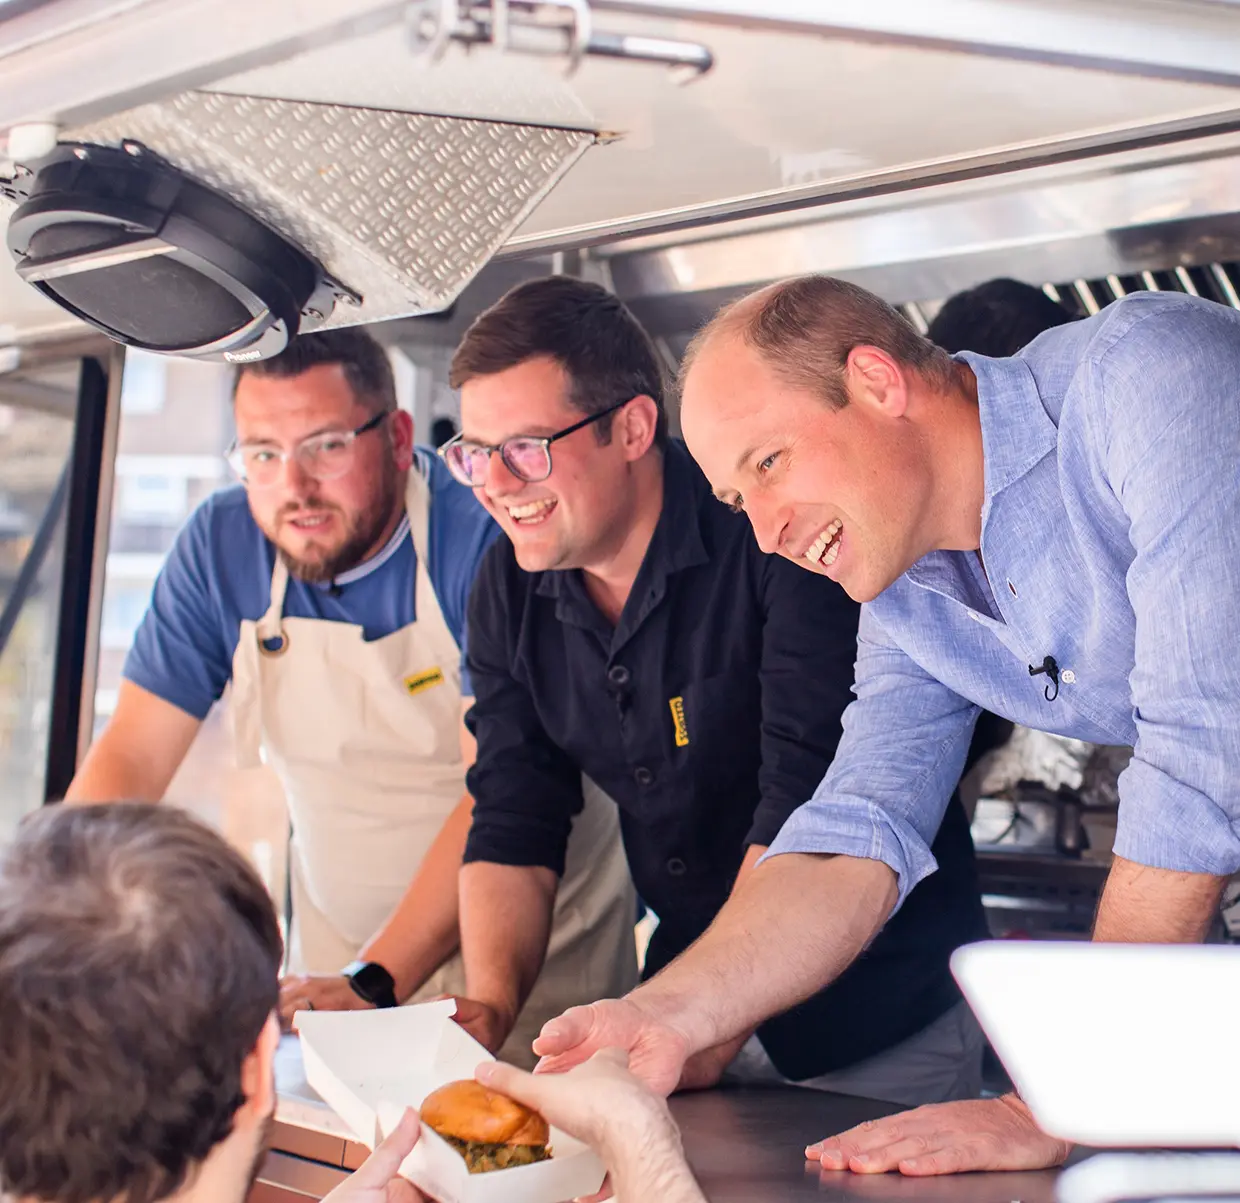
left=286, top=511, right=334, bottom=531
left=506, top=497, right=557, bottom=526
left=803, top=519, right=843, bottom=568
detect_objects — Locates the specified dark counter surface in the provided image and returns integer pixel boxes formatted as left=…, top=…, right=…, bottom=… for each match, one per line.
left=266, top=1068, right=1070, bottom=1202
left=671, top=1086, right=1063, bottom=1203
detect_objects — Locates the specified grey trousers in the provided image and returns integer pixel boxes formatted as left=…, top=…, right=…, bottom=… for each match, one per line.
left=723, top=1000, right=985, bottom=1108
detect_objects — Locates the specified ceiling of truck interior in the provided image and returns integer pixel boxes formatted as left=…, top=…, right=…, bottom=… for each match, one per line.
left=5, top=0, right=1240, bottom=350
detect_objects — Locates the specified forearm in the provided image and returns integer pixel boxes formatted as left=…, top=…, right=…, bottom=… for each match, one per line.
left=1094, top=854, right=1226, bottom=942
left=460, top=860, right=557, bottom=1029
left=66, top=736, right=168, bottom=803
left=633, top=852, right=897, bottom=1053
left=65, top=684, right=200, bottom=804
left=360, top=792, right=473, bottom=1000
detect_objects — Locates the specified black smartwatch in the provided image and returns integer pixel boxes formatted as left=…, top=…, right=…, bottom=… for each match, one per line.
left=341, top=960, right=399, bottom=1009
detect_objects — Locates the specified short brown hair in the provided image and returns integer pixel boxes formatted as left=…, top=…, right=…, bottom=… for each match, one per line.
left=683, top=275, right=955, bottom=408
left=449, top=276, right=668, bottom=447
left=0, top=803, right=282, bottom=1203
left=236, top=326, right=396, bottom=415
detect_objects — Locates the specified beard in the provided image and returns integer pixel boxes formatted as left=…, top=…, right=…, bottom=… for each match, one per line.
left=275, top=468, right=401, bottom=584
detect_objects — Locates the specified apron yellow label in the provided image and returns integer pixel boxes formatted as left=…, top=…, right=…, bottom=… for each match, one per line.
left=669, top=696, right=689, bottom=747
left=403, top=667, right=445, bottom=696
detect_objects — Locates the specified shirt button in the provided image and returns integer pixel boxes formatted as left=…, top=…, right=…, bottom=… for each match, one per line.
left=634, top=766, right=654, bottom=788
left=1007, top=580, right=1018, bottom=597
left=666, top=857, right=687, bottom=876
left=1060, top=669, right=1076, bottom=685
left=607, top=664, right=631, bottom=687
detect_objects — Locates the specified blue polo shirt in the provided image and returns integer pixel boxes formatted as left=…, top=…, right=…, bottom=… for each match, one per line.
left=124, top=447, right=500, bottom=719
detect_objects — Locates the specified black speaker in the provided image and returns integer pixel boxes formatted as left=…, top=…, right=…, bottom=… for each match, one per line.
left=5, top=141, right=356, bottom=362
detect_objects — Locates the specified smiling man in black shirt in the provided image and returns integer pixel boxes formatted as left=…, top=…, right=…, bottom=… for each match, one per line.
left=444, top=276, right=989, bottom=1104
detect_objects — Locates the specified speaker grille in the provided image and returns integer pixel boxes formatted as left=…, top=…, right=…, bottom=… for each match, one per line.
left=26, top=220, right=125, bottom=258
left=7, top=142, right=322, bottom=359
left=47, top=256, right=252, bottom=349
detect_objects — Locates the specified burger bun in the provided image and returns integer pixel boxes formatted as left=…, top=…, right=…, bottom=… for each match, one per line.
left=420, top=1080, right=549, bottom=1148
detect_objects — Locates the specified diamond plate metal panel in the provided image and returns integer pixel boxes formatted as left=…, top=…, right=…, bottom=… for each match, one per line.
left=70, top=93, right=592, bottom=326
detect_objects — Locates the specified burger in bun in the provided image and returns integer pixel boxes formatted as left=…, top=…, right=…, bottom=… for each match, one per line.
left=419, top=1079, right=551, bottom=1174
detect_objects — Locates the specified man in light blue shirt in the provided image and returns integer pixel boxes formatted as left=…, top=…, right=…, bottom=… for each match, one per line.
left=530, top=277, right=1240, bottom=1174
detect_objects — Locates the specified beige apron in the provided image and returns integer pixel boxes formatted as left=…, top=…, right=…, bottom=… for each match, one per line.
left=231, top=465, right=636, bottom=1065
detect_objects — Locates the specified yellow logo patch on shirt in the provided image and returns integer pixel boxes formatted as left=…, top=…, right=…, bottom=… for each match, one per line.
left=669, top=696, right=690, bottom=748
left=404, top=667, right=445, bottom=696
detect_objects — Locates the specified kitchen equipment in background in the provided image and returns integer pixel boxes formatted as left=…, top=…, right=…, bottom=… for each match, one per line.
left=971, top=779, right=1113, bottom=859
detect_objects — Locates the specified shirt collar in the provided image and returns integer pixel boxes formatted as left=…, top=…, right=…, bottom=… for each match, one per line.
left=319, top=509, right=410, bottom=589
left=903, top=351, right=1057, bottom=598
left=534, top=439, right=710, bottom=608
left=960, top=350, right=1059, bottom=502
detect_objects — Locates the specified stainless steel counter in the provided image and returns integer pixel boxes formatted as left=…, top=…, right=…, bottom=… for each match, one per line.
left=258, top=1071, right=1070, bottom=1202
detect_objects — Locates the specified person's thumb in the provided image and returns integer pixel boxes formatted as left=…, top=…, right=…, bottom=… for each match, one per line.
left=350, top=1108, right=420, bottom=1188
left=531, top=1004, right=597, bottom=1059
left=476, top=1059, right=538, bottom=1105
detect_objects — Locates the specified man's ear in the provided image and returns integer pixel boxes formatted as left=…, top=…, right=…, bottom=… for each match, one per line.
left=237, top=1012, right=281, bottom=1131
left=617, top=395, right=660, bottom=461
left=388, top=408, right=416, bottom=471
left=845, top=347, right=909, bottom=419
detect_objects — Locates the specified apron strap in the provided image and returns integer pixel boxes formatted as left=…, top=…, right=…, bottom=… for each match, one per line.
left=407, top=457, right=432, bottom=570
left=256, top=554, right=291, bottom=656
left=406, top=456, right=459, bottom=656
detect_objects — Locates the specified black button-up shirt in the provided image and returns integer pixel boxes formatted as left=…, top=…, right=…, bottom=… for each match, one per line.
left=464, top=441, right=987, bottom=1079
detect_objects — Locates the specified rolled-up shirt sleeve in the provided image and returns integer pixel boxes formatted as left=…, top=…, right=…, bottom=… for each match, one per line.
left=762, top=606, right=979, bottom=910
left=1098, top=307, right=1240, bottom=874
left=462, top=549, right=584, bottom=877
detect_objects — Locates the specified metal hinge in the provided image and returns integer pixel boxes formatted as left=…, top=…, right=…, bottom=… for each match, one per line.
left=407, top=0, right=713, bottom=82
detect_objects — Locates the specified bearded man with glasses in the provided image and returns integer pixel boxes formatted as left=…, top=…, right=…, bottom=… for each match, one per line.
left=443, top=276, right=993, bottom=1105
left=66, top=327, right=637, bottom=1066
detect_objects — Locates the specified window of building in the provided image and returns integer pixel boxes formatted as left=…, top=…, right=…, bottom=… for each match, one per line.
left=0, top=366, right=79, bottom=845
left=119, top=471, right=187, bottom=519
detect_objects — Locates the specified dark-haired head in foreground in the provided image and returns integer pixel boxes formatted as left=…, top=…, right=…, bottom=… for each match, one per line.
left=0, top=803, right=282, bottom=1203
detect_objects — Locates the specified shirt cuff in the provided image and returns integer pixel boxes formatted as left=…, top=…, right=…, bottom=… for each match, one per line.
left=462, top=802, right=570, bottom=877
left=1113, top=758, right=1240, bottom=875
left=758, top=794, right=940, bottom=914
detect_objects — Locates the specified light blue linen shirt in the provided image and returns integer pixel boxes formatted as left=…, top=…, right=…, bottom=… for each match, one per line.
left=767, top=291, right=1240, bottom=908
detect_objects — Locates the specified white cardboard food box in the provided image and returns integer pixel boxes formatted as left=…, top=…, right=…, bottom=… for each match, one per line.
left=295, top=1001, right=607, bottom=1203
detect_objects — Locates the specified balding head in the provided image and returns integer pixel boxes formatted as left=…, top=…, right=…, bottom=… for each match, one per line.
left=680, top=274, right=980, bottom=602
left=680, top=274, right=953, bottom=416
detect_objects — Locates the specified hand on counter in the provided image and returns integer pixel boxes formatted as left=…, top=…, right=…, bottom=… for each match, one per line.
left=279, top=973, right=374, bottom=1031
left=532, top=997, right=692, bottom=1096
left=477, top=1050, right=706, bottom=1203
left=322, top=1106, right=425, bottom=1203
left=808, top=1094, right=1072, bottom=1176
